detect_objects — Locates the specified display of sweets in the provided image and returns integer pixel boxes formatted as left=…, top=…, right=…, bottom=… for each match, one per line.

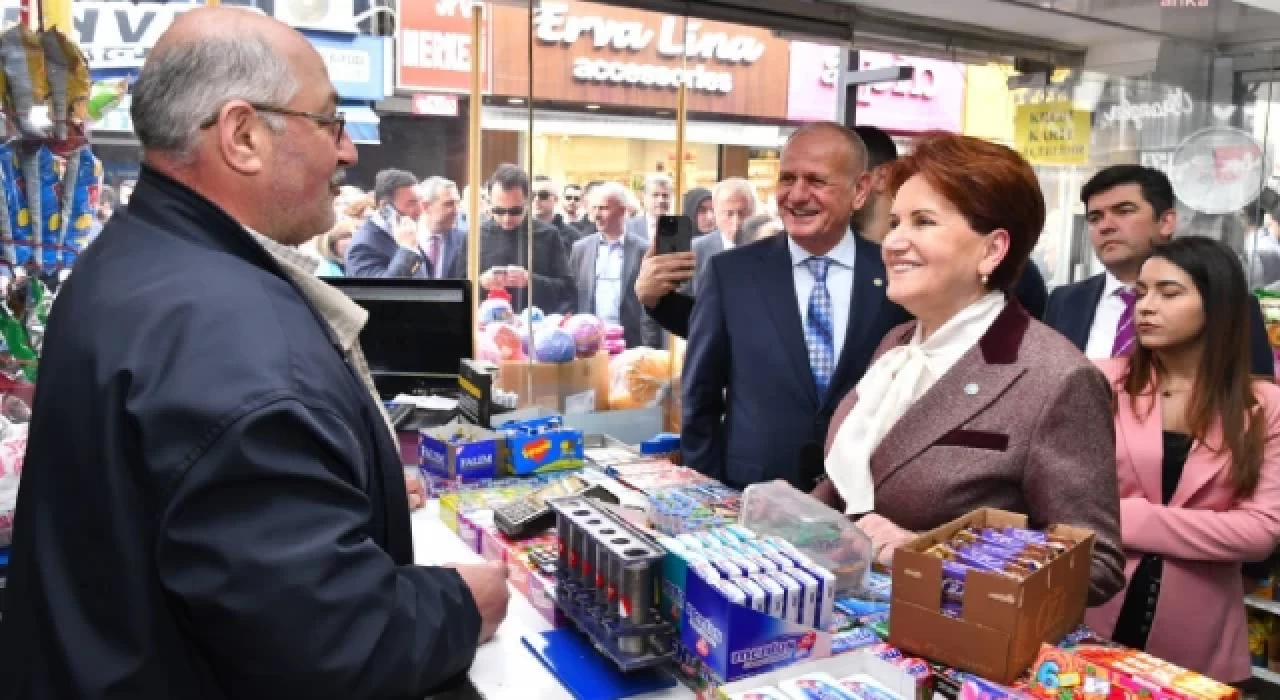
left=660, top=526, right=837, bottom=629
left=731, top=671, right=905, bottom=700
left=562, top=313, right=604, bottom=357
left=532, top=326, right=577, bottom=364
left=1027, top=644, right=1239, bottom=700
left=646, top=481, right=741, bottom=535
left=922, top=526, right=1077, bottom=617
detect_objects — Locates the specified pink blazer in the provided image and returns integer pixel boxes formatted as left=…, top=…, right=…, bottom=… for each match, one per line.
left=1085, top=358, right=1280, bottom=683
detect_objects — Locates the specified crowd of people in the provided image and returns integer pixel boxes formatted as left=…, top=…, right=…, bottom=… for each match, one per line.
left=5, top=7, right=1280, bottom=699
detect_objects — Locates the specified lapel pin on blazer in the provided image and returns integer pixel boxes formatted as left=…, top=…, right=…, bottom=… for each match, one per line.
left=964, top=382, right=979, bottom=396
left=873, top=278, right=883, bottom=286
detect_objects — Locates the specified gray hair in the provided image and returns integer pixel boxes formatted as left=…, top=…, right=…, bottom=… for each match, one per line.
left=592, top=181, right=631, bottom=209
left=421, top=176, right=458, bottom=205
left=131, top=31, right=297, bottom=163
left=644, top=172, right=674, bottom=194
left=713, top=177, right=758, bottom=214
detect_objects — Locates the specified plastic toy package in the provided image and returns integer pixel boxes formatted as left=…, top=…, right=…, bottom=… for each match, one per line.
left=0, top=143, right=30, bottom=267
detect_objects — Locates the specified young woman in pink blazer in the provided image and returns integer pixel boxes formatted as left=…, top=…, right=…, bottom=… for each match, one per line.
left=1085, top=236, right=1280, bottom=683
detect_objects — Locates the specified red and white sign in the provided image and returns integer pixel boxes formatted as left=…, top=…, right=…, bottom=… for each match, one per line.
left=786, top=43, right=965, bottom=133
left=397, top=0, right=493, bottom=94
left=412, top=93, right=460, bottom=117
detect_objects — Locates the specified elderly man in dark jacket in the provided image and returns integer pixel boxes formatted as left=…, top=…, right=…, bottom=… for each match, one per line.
left=0, top=8, right=508, bottom=700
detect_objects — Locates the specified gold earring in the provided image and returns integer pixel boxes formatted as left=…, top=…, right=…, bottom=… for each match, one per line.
left=980, top=273, right=990, bottom=286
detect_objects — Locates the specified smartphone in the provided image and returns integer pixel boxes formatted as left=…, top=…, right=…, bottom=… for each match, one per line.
left=655, top=215, right=694, bottom=255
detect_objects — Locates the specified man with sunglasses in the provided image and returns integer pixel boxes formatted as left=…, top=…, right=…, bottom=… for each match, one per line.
left=466, top=163, right=575, bottom=313
left=533, top=174, right=581, bottom=253
left=0, top=8, right=509, bottom=698
left=563, top=183, right=589, bottom=233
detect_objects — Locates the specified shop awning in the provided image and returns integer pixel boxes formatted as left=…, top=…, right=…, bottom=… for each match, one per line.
left=339, top=106, right=380, bottom=145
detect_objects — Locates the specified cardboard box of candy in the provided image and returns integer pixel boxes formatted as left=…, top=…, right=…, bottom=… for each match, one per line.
left=889, top=508, right=1095, bottom=685
left=1026, top=644, right=1238, bottom=700
left=419, top=420, right=505, bottom=481
left=497, top=415, right=585, bottom=476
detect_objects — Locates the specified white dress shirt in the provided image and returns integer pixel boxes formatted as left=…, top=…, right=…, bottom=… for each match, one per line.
left=1084, top=272, right=1131, bottom=359
left=788, top=228, right=856, bottom=361
left=593, top=235, right=626, bottom=323
left=720, top=232, right=735, bottom=251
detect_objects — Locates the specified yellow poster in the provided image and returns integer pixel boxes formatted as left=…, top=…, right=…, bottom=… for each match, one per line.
left=1015, top=102, right=1091, bottom=166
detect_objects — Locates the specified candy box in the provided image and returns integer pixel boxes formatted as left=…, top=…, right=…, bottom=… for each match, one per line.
left=498, top=416, right=586, bottom=476
left=1027, top=644, right=1179, bottom=700
left=1068, top=645, right=1239, bottom=700
left=419, top=420, right=504, bottom=481
left=682, top=564, right=833, bottom=684
left=716, top=648, right=924, bottom=700
left=889, top=508, right=1095, bottom=685
left=457, top=509, right=493, bottom=554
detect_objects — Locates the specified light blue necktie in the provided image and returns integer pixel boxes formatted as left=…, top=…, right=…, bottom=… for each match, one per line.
left=804, top=256, right=835, bottom=398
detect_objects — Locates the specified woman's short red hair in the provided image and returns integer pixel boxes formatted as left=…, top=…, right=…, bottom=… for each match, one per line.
left=884, top=131, right=1045, bottom=291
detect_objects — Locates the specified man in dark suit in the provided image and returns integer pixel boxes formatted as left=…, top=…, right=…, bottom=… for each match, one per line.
left=625, top=172, right=674, bottom=241
left=569, top=182, right=662, bottom=348
left=683, top=122, right=910, bottom=489
left=1045, top=165, right=1274, bottom=376
left=456, top=164, right=575, bottom=313
left=0, top=8, right=508, bottom=697
left=344, top=168, right=434, bottom=278
left=416, top=176, right=467, bottom=277
left=690, top=177, right=756, bottom=285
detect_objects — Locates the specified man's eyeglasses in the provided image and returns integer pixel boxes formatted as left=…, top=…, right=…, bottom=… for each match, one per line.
left=534, top=191, right=555, bottom=201
left=564, top=194, right=581, bottom=202
left=491, top=206, right=525, bottom=218
left=200, top=102, right=346, bottom=144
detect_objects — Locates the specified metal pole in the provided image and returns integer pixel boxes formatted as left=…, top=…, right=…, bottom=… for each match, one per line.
left=204, top=0, right=220, bottom=6
left=467, top=3, right=484, bottom=358
left=674, top=82, right=687, bottom=207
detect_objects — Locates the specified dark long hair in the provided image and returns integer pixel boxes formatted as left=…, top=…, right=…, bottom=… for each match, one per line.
left=1122, top=236, right=1265, bottom=497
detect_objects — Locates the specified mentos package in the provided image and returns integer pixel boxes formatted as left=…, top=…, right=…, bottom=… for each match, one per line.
left=837, top=674, right=903, bottom=700
left=681, top=566, right=831, bottom=684
left=731, top=688, right=790, bottom=700
left=778, top=673, right=858, bottom=699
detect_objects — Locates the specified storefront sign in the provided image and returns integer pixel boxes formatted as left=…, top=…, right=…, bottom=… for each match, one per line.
left=1015, top=102, right=1091, bottom=166
left=413, top=93, right=460, bottom=117
left=785, top=43, right=965, bottom=132
left=1099, top=86, right=1195, bottom=131
left=490, top=1, right=789, bottom=119
left=536, top=2, right=764, bottom=95
left=306, top=33, right=389, bottom=102
left=72, top=2, right=198, bottom=72
left=397, top=0, right=493, bottom=94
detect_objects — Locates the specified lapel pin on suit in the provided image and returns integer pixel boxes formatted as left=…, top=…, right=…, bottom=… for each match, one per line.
left=964, top=382, right=979, bottom=396
left=874, top=278, right=883, bottom=287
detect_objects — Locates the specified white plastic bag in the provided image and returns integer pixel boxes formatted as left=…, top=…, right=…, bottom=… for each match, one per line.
left=0, top=421, right=28, bottom=546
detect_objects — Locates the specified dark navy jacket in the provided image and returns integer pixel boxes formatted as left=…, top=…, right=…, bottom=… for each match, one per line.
left=0, top=167, right=481, bottom=699
left=681, top=232, right=911, bottom=489
left=1044, top=272, right=1275, bottom=377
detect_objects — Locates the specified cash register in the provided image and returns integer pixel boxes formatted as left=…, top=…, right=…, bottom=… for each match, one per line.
left=327, top=278, right=472, bottom=431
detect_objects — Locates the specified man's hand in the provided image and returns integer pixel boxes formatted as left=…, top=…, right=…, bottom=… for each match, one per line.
left=504, top=265, right=530, bottom=288
left=635, top=246, right=695, bottom=308
left=392, top=214, right=420, bottom=251
left=479, top=267, right=509, bottom=290
left=450, top=561, right=511, bottom=644
left=404, top=472, right=425, bottom=511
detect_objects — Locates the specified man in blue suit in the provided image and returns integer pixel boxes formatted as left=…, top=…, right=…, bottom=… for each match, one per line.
left=1045, top=165, right=1274, bottom=376
left=682, top=123, right=910, bottom=490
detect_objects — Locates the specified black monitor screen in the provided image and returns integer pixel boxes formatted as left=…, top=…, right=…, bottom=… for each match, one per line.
left=326, top=279, right=472, bottom=386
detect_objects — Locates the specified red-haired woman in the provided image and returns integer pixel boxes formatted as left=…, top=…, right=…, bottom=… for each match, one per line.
left=813, top=132, right=1126, bottom=604
left=1086, top=237, right=1280, bottom=681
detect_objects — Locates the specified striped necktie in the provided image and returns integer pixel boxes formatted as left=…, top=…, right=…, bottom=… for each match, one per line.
left=1112, top=287, right=1137, bottom=357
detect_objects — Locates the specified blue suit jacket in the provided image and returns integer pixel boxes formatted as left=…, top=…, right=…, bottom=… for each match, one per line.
left=1044, top=272, right=1275, bottom=377
left=345, top=217, right=466, bottom=279
left=681, top=233, right=911, bottom=489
